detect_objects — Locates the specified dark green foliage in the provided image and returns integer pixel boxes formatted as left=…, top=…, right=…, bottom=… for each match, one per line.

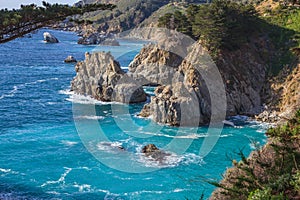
left=211, top=110, right=300, bottom=199
left=158, top=10, right=192, bottom=36
left=158, top=0, right=260, bottom=55
left=0, top=2, right=115, bottom=43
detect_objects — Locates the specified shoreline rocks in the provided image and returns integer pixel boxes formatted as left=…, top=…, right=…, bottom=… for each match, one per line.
left=141, top=144, right=171, bottom=163
left=43, top=32, right=59, bottom=43
left=71, top=52, right=147, bottom=104
left=64, top=56, right=77, bottom=63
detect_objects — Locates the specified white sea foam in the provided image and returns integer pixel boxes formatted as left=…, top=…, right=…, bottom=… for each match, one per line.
left=61, top=140, right=78, bottom=147
left=73, top=183, right=91, bottom=192
left=62, top=91, right=122, bottom=105
left=0, top=78, right=59, bottom=100
left=74, top=115, right=104, bottom=120
left=137, top=149, right=203, bottom=169
left=41, top=167, right=72, bottom=187
left=129, top=130, right=207, bottom=139
left=97, top=142, right=124, bottom=152
left=0, top=168, right=11, bottom=173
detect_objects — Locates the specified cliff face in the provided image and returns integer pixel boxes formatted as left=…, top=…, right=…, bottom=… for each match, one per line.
left=71, top=52, right=147, bottom=103
left=128, top=44, right=183, bottom=86
left=260, top=63, right=300, bottom=122
left=135, top=39, right=270, bottom=125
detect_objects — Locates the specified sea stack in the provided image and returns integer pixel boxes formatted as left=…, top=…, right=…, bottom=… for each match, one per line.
left=43, top=32, right=59, bottom=43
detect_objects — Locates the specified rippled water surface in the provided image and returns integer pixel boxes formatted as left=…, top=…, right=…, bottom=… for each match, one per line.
left=0, top=29, right=267, bottom=199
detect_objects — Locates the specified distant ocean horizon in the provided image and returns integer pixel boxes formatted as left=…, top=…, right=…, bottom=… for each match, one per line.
left=0, top=29, right=268, bottom=199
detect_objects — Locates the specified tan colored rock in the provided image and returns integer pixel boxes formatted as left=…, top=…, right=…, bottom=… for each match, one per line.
left=71, top=52, right=147, bottom=103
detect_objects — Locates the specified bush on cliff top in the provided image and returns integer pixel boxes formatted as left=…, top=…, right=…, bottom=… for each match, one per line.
left=211, top=110, right=300, bottom=199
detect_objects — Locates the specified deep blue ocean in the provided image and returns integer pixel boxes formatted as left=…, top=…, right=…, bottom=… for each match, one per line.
left=0, top=29, right=268, bottom=200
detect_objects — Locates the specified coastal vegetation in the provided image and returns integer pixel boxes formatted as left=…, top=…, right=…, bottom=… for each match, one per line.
left=158, top=0, right=300, bottom=73
left=210, top=110, right=300, bottom=199
left=0, top=1, right=115, bottom=43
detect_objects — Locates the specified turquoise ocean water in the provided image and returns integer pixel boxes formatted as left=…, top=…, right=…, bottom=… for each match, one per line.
left=0, top=29, right=268, bottom=199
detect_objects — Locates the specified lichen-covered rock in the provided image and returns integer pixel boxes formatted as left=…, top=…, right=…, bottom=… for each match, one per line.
left=71, top=52, right=147, bottom=103
left=43, top=32, right=59, bottom=43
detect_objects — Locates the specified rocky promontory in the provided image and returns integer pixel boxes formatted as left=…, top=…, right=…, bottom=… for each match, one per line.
left=71, top=52, right=147, bottom=103
left=134, top=41, right=269, bottom=126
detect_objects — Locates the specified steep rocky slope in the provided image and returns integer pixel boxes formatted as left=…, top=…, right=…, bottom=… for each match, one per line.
left=134, top=37, right=271, bottom=125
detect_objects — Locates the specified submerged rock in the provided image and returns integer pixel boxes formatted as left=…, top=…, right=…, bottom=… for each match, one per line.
left=141, top=144, right=171, bottom=162
left=71, top=52, right=147, bottom=103
left=64, top=56, right=77, bottom=63
left=43, top=32, right=59, bottom=43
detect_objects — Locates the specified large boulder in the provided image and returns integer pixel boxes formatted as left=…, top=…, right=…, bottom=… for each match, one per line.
left=140, top=83, right=205, bottom=126
left=71, top=52, right=147, bottom=103
left=141, top=144, right=171, bottom=163
left=43, top=32, right=59, bottom=43
left=64, top=56, right=77, bottom=63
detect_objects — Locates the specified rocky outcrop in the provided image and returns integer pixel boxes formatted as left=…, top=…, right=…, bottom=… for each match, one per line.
left=141, top=144, right=171, bottom=162
left=141, top=83, right=204, bottom=126
left=128, top=44, right=183, bottom=86
left=43, top=32, right=59, bottom=43
left=64, top=56, right=77, bottom=63
left=256, top=63, right=300, bottom=123
left=78, top=33, right=106, bottom=45
left=100, top=38, right=120, bottom=46
left=71, top=52, right=147, bottom=103
left=137, top=38, right=270, bottom=126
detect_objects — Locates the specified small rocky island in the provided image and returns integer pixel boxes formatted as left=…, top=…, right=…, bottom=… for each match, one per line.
left=71, top=52, right=147, bottom=103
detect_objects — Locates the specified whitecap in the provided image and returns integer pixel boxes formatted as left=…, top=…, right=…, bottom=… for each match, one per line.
left=0, top=86, right=18, bottom=100
left=0, top=168, right=11, bottom=173
left=41, top=167, right=72, bottom=187
left=74, top=115, right=104, bottom=120
left=128, top=131, right=207, bottom=139
left=0, top=78, right=59, bottom=100
left=97, top=142, right=124, bottom=152
left=73, top=183, right=91, bottom=192
left=65, top=92, right=124, bottom=105
left=61, top=140, right=78, bottom=147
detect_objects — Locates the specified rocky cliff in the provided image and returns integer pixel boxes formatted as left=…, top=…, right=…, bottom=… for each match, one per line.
left=71, top=52, right=147, bottom=103
left=135, top=39, right=270, bottom=125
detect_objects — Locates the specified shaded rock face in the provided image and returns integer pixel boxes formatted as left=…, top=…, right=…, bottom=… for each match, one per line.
left=256, top=63, right=300, bottom=123
left=128, top=44, right=183, bottom=86
left=137, top=41, right=269, bottom=126
left=144, top=83, right=204, bottom=126
left=43, top=32, right=59, bottom=43
left=64, top=56, right=77, bottom=63
left=71, top=52, right=147, bottom=103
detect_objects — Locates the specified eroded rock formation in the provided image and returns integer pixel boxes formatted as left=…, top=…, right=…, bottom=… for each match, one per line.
left=71, top=52, right=147, bottom=103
